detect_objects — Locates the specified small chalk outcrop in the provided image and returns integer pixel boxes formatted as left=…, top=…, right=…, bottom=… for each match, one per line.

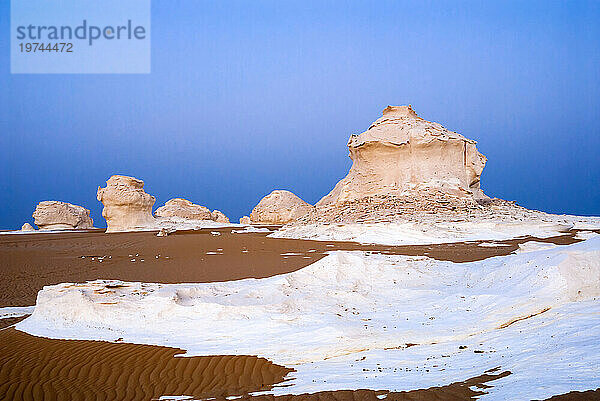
left=317, top=105, right=488, bottom=207
left=211, top=210, right=230, bottom=223
left=155, top=199, right=231, bottom=225
left=20, top=223, right=35, bottom=232
left=239, top=216, right=251, bottom=225
left=97, top=175, right=156, bottom=233
left=157, top=228, right=173, bottom=237
left=249, top=190, right=314, bottom=225
left=32, top=201, right=94, bottom=230
left=155, top=198, right=213, bottom=220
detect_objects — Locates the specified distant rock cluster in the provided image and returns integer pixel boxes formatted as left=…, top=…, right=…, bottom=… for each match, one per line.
left=244, top=105, right=492, bottom=225
left=95, top=176, right=233, bottom=232
left=18, top=105, right=505, bottom=231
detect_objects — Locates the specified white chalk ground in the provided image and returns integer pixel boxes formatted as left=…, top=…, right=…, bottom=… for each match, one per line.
left=477, top=242, right=511, bottom=247
left=271, top=214, right=600, bottom=246
left=155, top=217, right=242, bottom=232
left=231, top=227, right=272, bottom=234
left=575, top=230, right=600, bottom=240
left=568, top=215, right=600, bottom=230
left=514, top=241, right=560, bottom=254
left=17, top=236, right=600, bottom=400
left=0, top=306, right=34, bottom=319
left=0, top=228, right=96, bottom=235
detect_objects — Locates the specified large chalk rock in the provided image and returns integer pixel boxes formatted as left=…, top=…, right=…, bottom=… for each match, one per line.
left=317, top=105, right=488, bottom=207
left=155, top=198, right=213, bottom=220
left=97, top=175, right=156, bottom=233
left=32, top=201, right=94, bottom=230
left=249, top=190, right=314, bottom=225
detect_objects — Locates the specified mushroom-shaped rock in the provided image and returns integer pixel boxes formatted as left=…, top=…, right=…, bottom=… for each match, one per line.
left=97, top=175, right=156, bottom=233
left=249, top=190, right=314, bottom=225
left=239, top=216, right=251, bottom=225
left=32, top=201, right=94, bottom=230
left=211, top=210, right=230, bottom=223
left=317, top=105, right=488, bottom=207
left=155, top=198, right=213, bottom=220
left=20, top=223, right=35, bottom=231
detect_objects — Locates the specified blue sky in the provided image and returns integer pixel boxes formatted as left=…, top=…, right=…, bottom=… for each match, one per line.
left=1, top=0, right=599, bottom=229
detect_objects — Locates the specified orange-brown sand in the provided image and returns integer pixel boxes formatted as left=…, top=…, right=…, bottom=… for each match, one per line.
left=541, top=389, right=600, bottom=400
left=0, top=316, right=28, bottom=330
left=0, top=327, right=293, bottom=401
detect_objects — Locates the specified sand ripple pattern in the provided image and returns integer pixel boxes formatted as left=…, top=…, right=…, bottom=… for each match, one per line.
left=0, top=328, right=292, bottom=401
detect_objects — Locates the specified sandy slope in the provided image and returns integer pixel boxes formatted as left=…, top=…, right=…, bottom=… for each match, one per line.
left=0, top=328, right=292, bottom=401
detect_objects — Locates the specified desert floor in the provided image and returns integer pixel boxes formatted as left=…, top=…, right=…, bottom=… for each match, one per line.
left=0, top=228, right=598, bottom=401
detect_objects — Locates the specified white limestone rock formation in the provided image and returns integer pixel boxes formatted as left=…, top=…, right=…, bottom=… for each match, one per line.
left=155, top=198, right=213, bottom=220
left=211, top=210, right=230, bottom=223
left=249, top=190, right=314, bottom=225
left=20, top=223, right=35, bottom=231
left=97, top=175, right=156, bottom=233
left=32, top=201, right=94, bottom=230
left=317, top=105, right=488, bottom=207
left=155, top=199, right=231, bottom=224
left=239, top=216, right=251, bottom=225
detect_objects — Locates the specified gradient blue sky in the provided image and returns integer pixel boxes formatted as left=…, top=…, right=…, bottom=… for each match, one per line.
left=1, top=0, right=599, bottom=229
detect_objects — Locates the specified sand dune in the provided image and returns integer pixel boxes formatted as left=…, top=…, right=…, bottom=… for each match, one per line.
left=0, top=328, right=292, bottom=401
left=2, top=328, right=592, bottom=401
left=0, top=315, right=28, bottom=330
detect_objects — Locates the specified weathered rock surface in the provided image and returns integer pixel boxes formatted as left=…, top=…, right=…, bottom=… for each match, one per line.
left=32, top=201, right=94, bottom=230
left=20, top=223, right=35, bottom=231
left=239, top=216, right=251, bottom=225
left=154, top=199, right=231, bottom=224
left=156, top=228, right=173, bottom=237
left=211, top=210, right=230, bottom=223
left=97, top=175, right=156, bottom=233
left=249, top=190, right=314, bottom=225
left=155, top=198, right=213, bottom=220
left=317, top=105, right=488, bottom=208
